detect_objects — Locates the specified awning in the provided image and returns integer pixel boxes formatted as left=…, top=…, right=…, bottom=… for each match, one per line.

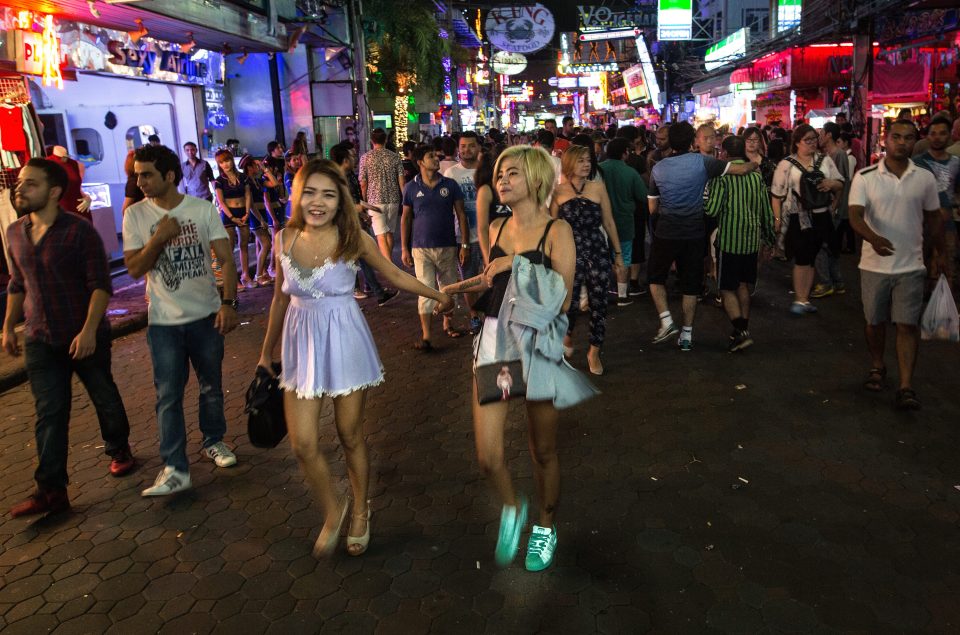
left=805, top=108, right=841, bottom=119
left=19, top=0, right=290, bottom=52
left=691, top=72, right=734, bottom=98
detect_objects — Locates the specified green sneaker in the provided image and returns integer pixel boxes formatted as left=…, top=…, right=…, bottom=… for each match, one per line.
left=525, top=524, right=557, bottom=572
left=494, top=496, right=527, bottom=568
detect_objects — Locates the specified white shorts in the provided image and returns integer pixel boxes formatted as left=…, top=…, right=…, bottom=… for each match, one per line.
left=412, top=247, right=459, bottom=315
left=368, top=202, right=399, bottom=236
left=473, top=317, right=498, bottom=365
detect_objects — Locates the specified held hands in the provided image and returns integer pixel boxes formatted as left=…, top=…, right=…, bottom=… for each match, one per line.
left=433, top=292, right=455, bottom=316
left=2, top=328, right=20, bottom=357
left=154, top=214, right=182, bottom=243
left=482, top=256, right=512, bottom=287
left=68, top=328, right=97, bottom=360
left=215, top=305, right=239, bottom=335
left=869, top=235, right=895, bottom=256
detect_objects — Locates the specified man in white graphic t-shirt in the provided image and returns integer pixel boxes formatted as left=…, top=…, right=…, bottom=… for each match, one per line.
left=443, top=131, right=483, bottom=333
left=123, top=145, right=240, bottom=497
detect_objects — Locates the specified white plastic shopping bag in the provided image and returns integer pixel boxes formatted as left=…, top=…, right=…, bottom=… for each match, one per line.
left=920, top=274, right=959, bottom=342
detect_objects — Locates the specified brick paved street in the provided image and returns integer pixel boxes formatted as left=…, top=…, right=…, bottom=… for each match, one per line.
left=0, top=258, right=959, bottom=633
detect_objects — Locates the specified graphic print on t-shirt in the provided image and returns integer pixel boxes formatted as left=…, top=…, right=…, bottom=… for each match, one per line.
left=152, top=219, right=208, bottom=291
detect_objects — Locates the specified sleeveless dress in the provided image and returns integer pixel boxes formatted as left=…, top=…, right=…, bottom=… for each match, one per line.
left=279, top=230, right=384, bottom=399
left=557, top=196, right=610, bottom=346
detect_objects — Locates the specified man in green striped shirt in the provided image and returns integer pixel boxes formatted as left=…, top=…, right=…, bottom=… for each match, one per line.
left=705, top=136, right=777, bottom=352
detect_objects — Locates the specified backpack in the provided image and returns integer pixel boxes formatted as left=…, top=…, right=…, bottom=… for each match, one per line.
left=785, top=154, right=833, bottom=210
left=246, top=363, right=286, bottom=448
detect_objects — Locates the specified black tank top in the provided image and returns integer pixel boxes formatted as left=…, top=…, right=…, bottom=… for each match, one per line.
left=474, top=218, right=555, bottom=316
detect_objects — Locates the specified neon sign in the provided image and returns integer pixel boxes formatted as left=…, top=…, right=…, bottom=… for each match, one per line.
left=13, top=13, right=63, bottom=89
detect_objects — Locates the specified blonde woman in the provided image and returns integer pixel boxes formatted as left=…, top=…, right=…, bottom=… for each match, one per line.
left=443, top=146, right=592, bottom=572
left=550, top=145, right=625, bottom=375
left=257, top=160, right=453, bottom=558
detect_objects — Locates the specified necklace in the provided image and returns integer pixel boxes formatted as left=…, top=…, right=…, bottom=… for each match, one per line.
left=571, top=178, right=586, bottom=196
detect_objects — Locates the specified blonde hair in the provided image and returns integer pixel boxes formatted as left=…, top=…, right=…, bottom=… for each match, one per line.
left=560, top=145, right=590, bottom=180
left=286, top=159, right=363, bottom=262
left=493, top=146, right=555, bottom=209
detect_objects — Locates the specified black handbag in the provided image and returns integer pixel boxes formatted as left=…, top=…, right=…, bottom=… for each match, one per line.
left=246, top=363, right=286, bottom=448
left=474, top=321, right=526, bottom=405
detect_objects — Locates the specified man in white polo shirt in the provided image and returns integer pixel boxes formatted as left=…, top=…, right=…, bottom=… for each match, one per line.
left=848, top=120, right=946, bottom=410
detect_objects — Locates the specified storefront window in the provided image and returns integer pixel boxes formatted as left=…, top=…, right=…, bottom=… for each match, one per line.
left=125, top=125, right=158, bottom=151
left=71, top=128, right=103, bottom=166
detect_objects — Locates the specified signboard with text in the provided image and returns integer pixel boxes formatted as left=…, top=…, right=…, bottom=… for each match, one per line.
left=622, top=64, right=649, bottom=103
left=777, top=0, right=801, bottom=32
left=704, top=28, right=747, bottom=71
left=485, top=4, right=555, bottom=54
left=658, top=0, right=692, bottom=40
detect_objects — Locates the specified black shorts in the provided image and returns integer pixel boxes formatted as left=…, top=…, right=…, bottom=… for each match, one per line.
left=717, top=251, right=758, bottom=291
left=647, top=236, right=704, bottom=296
left=785, top=212, right=831, bottom=266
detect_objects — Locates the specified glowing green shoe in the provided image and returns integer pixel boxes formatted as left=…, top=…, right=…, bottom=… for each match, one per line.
left=494, top=496, right=527, bottom=568
left=524, top=525, right=557, bottom=572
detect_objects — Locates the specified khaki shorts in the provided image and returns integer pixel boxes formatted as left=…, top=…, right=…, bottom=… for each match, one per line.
left=860, top=269, right=925, bottom=326
left=368, top=202, right=399, bottom=236
left=413, top=247, right=459, bottom=315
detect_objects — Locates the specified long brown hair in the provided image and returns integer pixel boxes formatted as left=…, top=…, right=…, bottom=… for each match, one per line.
left=287, top=159, right=363, bottom=262
left=560, top=144, right=590, bottom=180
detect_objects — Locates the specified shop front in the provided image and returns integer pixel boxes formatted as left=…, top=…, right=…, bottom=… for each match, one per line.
left=29, top=19, right=223, bottom=256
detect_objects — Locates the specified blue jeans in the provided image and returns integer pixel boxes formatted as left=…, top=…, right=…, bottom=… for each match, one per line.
left=146, top=315, right=226, bottom=473
left=25, top=334, right=130, bottom=490
left=357, top=258, right=384, bottom=296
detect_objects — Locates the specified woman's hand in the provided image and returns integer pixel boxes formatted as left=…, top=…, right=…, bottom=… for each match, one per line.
left=482, top=256, right=512, bottom=287
left=257, top=354, right=275, bottom=375
left=433, top=292, right=455, bottom=315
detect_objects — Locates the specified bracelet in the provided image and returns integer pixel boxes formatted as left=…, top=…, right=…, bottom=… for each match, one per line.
left=614, top=251, right=622, bottom=255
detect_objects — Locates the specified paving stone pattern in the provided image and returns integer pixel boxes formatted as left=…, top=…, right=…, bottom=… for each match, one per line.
left=0, top=260, right=959, bottom=633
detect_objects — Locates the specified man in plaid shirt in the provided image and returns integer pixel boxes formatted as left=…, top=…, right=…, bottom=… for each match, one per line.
left=2, top=159, right=135, bottom=518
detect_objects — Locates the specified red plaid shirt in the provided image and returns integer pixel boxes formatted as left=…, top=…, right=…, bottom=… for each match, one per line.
left=6, top=210, right=113, bottom=346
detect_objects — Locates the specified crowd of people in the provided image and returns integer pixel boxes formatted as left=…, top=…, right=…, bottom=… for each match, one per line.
left=3, top=107, right=956, bottom=574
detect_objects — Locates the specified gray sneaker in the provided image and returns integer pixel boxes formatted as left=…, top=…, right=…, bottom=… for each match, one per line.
left=142, top=466, right=191, bottom=497
left=203, top=442, right=237, bottom=467
left=652, top=322, right=679, bottom=344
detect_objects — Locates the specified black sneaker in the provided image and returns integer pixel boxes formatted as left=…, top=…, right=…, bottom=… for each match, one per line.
left=628, top=282, right=647, bottom=297
left=728, top=330, right=754, bottom=353
left=616, top=297, right=634, bottom=307
left=377, top=289, right=399, bottom=307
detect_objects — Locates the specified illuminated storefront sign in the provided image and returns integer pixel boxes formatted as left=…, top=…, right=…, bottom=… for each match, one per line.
left=578, top=28, right=640, bottom=42
left=704, top=28, right=747, bottom=71
left=559, top=61, right=619, bottom=74
left=13, top=13, right=65, bottom=88
left=577, top=5, right=657, bottom=30
left=634, top=35, right=661, bottom=107
left=777, top=0, right=802, bottom=33
left=485, top=4, right=555, bottom=54
left=59, top=25, right=223, bottom=87
left=491, top=51, right=527, bottom=75
left=622, top=64, right=648, bottom=103
left=658, top=0, right=693, bottom=41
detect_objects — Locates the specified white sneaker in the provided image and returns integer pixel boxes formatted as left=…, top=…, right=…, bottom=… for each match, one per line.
left=203, top=441, right=237, bottom=467
left=142, top=466, right=191, bottom=497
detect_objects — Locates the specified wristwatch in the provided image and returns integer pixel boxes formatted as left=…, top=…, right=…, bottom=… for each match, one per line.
left=222, top=298, right=239, bottom=310
left=461, top=243, right=470, bottom=249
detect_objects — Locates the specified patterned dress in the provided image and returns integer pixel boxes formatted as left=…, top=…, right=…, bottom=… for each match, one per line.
left=558, top=195, right=611, bottom=347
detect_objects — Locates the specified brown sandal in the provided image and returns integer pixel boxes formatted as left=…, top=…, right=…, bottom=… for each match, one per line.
left=863, top=367, right=886, bottom=392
